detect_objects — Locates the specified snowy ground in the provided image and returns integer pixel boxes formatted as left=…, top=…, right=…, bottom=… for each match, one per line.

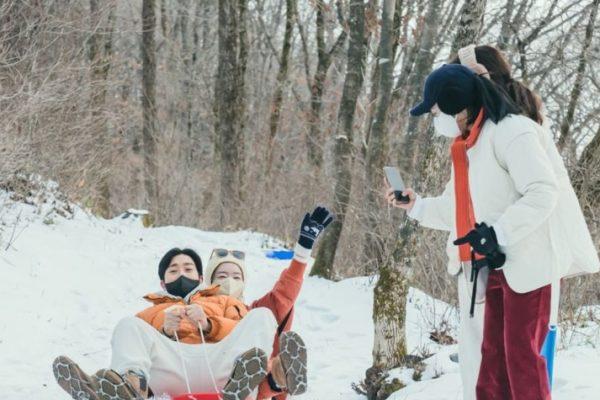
left=1, top=188, right=599, bottom=399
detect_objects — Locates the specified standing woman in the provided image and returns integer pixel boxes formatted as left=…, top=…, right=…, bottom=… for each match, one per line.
left=385, top=63, right=598, bottom=400
left=446, top=44, right=599, bottom=400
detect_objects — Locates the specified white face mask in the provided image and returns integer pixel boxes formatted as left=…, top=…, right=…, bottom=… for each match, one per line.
left=433, top=112, right=461, bottom=138
left=214, top=277, right=245, bottom=300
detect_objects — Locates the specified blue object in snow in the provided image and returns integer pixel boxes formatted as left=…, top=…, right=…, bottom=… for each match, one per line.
left=265, top=249, right=294, bottom=260
left=540, top=324, right=557, bottom=390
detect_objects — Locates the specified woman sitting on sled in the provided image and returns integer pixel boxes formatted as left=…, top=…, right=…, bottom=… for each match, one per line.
left=52, top=206, right=334, bottom=400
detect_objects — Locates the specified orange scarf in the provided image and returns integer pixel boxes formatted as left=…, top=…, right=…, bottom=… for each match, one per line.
left=451, top=108, right=485, bottom=262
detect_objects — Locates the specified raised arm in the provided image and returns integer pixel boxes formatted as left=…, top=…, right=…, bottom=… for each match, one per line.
left=250, top=206, right=334, bottom=323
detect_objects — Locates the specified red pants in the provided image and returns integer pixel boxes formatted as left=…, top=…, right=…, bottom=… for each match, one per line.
left=476, top=271, right=551, bottom=400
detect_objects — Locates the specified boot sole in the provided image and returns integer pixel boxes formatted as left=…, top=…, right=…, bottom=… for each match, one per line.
left=94, top=369, right=144, bottom=400
left=279, top=331, right=307, bottom=395
left=221, top=347, right=268, bottom=400
left=53, top=356, right=100, bottom=400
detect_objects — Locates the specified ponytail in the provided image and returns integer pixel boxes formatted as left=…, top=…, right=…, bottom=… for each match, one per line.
left=502, top=77, right=544, bottom=124
left=468, top=75, right=520, bottom=125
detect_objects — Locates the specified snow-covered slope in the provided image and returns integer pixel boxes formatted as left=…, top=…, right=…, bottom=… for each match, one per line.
left=1, top=191, right=599, bottom=399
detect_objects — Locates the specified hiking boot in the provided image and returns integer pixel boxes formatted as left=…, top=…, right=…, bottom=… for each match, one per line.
left=53, top=356, right=147, bottom=400
left=53, top=356, right=100, bottom=400
left=278, top=331, right=307, bottom=395
left=94, top=369, right=148, bottom=400
left=222, top=347, right=268, bottom=400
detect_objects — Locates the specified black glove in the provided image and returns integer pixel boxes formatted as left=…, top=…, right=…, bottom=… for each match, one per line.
left=453, top=222, right=506, bottom=269
left=298, top=206, right=334, bottom=249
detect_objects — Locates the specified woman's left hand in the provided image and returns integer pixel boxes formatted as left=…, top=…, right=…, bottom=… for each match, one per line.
left=185, top=304, right=210, bottom=332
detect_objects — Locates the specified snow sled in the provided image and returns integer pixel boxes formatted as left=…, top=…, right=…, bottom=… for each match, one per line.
left=265, top=249, right=294, bottom=260
left=540, top=324, right=557, bottom=389
left=173, top=394, right=221, bottom=400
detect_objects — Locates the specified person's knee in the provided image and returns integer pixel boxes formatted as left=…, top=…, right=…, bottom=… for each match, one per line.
left=113, top=316, right=150, bottom=338
left=244, top=308, right=277, bottom=330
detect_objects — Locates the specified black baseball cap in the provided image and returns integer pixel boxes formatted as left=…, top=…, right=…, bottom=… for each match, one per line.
left=410, top=64, right=478, bottom=116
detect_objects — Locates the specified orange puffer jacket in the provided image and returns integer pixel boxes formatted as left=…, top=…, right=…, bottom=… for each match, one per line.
left=136, top=285, right=248, bottom=343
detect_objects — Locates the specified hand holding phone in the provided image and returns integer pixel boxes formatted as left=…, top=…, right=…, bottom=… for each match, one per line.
left=383, top=166, right=411, bottom=204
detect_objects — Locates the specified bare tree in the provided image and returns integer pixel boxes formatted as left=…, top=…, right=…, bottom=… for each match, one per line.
left=394, top=0, right=443, bottom=173
left=557, top=0, right=599, bottom=153
left=361, top=1, right=412, bottom=397
left=265, top=0, right=296, bottom=175
left=311, top=0, right=370, bottom=279
left=215, top=0, right=248, bottom=227
left=88, top=0, right=117, bottom=217
left=302, top=0, right=348, bottom=169
left=141, top=0, right=159, bottom=212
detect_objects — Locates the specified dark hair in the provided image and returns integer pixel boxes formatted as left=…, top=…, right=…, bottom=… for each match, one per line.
left=450, top=45, right=543, bottom=124
left=467, top=75, right=521, bottom=126
left=158, top=248, right=203, bottom=280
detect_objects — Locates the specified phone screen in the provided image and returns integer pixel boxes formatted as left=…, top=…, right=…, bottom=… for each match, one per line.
left=383, top=166, right=405, bottom=191
left=383, top=166, right=410, bottom=204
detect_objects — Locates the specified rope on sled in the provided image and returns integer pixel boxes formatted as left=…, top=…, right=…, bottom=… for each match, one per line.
left=173, top=331, right=194, bottom=395
left=197, top=322, right=221, bottom=396
left=172, top=323, right=221, bottom=399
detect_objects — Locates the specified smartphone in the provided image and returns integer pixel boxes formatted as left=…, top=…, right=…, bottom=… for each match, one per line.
left=383, top=166, right=411, bottom=204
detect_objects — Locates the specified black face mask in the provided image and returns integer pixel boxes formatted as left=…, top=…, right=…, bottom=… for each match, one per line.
left=165, top=276, right=200, bottom=299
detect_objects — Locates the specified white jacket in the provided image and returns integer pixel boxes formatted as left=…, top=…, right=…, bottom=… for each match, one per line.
left=409, top=114, right=599, bottom=293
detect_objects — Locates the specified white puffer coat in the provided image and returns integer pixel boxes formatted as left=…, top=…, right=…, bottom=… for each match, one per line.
left=409, top=114, right=599, bottom=293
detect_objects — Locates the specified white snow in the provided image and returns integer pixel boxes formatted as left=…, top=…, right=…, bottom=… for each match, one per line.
left=1, top=190, right=599, bottom=399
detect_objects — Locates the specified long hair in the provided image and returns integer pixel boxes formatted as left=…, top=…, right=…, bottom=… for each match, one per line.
left=451, top=45, right=544, bottom=124
left=468, top=75, right=521, bottom=126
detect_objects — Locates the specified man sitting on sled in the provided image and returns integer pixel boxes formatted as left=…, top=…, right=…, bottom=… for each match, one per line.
left=52, top=206, right=333, bottom=400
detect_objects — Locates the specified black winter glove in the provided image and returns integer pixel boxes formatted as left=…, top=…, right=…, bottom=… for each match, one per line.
left=453, top=222, right=506, bottom=269
left=298, top=206, right=334, bottom=249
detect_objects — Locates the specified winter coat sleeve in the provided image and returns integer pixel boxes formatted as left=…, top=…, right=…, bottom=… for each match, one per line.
left=492, top=128, right=559, bottom=246
left=407, top=178, right=454, bottom=232
left=205, top=316, right=240, bottom=342
left=136, top=305, right=168, bottom=332
left=136, top=304, right=196, bottom=338
left=201, top=297, right=246, bottom=342
left=250, top=258, right=307, bottom=324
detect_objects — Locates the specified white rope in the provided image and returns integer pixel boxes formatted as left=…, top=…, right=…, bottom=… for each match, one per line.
left=197, top=321, right=221, bottom=397
left=173, top=331, right=193, bottom=395
left=169, top=309, right=222, bottom=399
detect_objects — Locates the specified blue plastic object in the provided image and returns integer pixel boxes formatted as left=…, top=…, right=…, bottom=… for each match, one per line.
left=540, top=325, right=557, bottom=389
left=265, top=249, right=294, bottom=260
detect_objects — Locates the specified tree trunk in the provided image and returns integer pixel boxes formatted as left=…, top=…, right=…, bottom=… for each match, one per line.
left=141, top=0, right=159, bottom=212
left=497, top=0, right=515, bottom=50
left=363, top=0, right=400, bottom=272
left=310, top=0, right=368, bottom=279
left=160, top=0, right=168, bottom=37
left=188, top=0, right=203, bottom=163
left=88, top=0, right=116, bottom=217
left=557, top=0, right=598, bottom=153
left=574, top=124, right=600, bottom=213
left=364, top=0, right=409, bottom=376
left=306, top=0, right=347, bottom=170
left=395, top=0, right=442, bottom=173
left=451, top=0, right=487, bottom=54
left=215, top=0, right=248, bottom=227
left=266, top=0, right=296, bottom=175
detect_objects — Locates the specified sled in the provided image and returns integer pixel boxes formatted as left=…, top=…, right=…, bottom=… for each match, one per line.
left=540, top=271, right=560, bottom=390
left=540, top=324, right=557, bottom=389
left=173, top=394, right=221, bottom=400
